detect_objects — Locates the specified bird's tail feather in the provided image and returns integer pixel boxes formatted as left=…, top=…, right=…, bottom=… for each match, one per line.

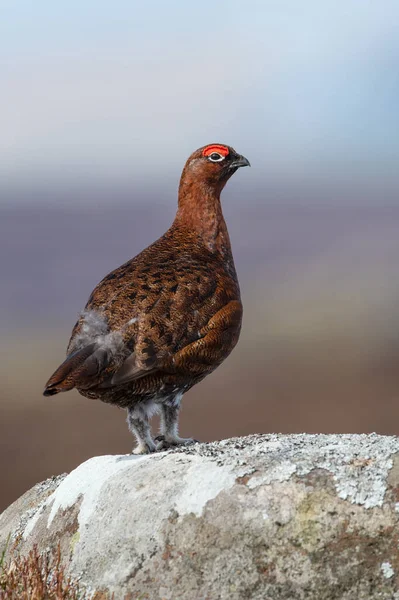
left=43, top=343, right=107, bottom=396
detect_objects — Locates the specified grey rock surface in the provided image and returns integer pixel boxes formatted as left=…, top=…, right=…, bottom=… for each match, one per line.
left=2, top=433, right=399, bottom=599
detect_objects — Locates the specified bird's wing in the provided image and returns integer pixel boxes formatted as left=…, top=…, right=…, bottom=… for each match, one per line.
left=101, top=298, right=242, bottom=389
left=45, top=240, right=240, bottom=395
left=172, top=299, right=242, bottom=375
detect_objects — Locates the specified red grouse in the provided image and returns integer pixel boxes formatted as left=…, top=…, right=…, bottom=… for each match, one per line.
left=44, top=144, right=250, bottom=453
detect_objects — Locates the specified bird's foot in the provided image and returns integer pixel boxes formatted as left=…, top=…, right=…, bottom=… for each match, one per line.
left=131, top=439, right=164, bottom=455
left=154, top=435, right=199, bottom=450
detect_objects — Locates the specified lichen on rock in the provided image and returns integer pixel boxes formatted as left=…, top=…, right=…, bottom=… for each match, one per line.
left=1, top=433, right=399, bottom=599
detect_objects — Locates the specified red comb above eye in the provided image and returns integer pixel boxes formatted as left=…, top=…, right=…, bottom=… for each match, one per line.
left=202, top=144, right=229, bottom=157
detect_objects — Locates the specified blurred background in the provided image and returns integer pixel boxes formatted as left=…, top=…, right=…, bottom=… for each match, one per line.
left=2, top=1, right=399, bottom=511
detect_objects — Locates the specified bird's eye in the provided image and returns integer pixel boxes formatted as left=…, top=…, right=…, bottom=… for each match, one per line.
left=208, top=152, right=225, bottom=162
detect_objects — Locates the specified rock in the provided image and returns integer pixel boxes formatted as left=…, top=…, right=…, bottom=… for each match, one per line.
left=1, top=433, right=399, bottom=599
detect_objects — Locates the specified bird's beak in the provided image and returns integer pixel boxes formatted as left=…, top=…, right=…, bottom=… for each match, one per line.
left=229, top=155, right=251, bottom=169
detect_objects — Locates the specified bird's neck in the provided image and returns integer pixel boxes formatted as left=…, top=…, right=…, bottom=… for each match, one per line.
left=174, top=177, right=232, bottom=257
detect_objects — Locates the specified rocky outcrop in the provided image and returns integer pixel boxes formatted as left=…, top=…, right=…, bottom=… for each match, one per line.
left=1, top=433, right=399, bottom=599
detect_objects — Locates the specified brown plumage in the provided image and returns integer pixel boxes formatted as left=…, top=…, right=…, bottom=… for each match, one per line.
left=44, top=143, right=250, bottom=453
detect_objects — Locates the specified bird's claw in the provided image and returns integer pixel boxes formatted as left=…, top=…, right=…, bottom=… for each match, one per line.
left=154, top=435, right=199, bottom=450
left=131, top=440, right=162, bottom=454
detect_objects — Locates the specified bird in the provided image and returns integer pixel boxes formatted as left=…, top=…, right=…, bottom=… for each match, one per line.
left=44, top=143, right=250, bottom=454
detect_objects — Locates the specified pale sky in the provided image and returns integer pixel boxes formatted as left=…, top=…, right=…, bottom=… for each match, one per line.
left=1, top=1, right=399, bottom=199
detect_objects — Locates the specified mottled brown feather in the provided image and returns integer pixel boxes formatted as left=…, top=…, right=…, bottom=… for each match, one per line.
left=44, top=143, right=248, bottom=413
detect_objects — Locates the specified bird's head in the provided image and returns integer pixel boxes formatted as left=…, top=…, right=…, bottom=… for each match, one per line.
left=180, top=143, right=250, bottom=193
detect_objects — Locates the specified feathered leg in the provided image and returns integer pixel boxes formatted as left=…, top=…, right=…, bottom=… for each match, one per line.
left=159, top=394, right=196, bottom=447
left=127, top=404, right=159, bottom=454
